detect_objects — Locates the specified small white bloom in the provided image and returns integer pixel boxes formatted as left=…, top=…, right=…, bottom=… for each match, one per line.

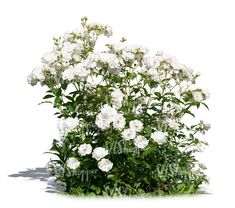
left=74, top=63, right=90, bottom=77
left=66, top=157, right=80, bottom=170
left=86, top=75, right=103, bottom=87
left=41, top=51, right=57, bottom=64
left=199, top=120, right=211, bottom=131
left=147, top=68, right=158, bottom=77
left=95, top=105, right=118, bottom=130
left=78, top=144, right=92, bottom=156
left=57, top=117, right=79, bottom=136
left=95, top=114, right=111, bottom=130
left=98, top=53, right=120, bottom=70
left=62, top=67, right=76, bottom=81
left=202, top=89, right=210, bottom=99
left=122, top=128, right=136, bottom=140
left=151, top=131, right=167, bottom=144
left=183, top=67, right=194, bottom=81
left=104, top=25, right=113, bottom=37
left=111, top=88, right=124, bottom=109
left=192, top=91, right=204, bottom=102
left=64, top=117, right=79, bottom=130
left=122, top=51, right=135, bottom=61
left=98, top=158, right=113, bottom=172
left=199, top=120, right=211, bottom=134
left=27, top=73, right=37, bottom=86
left=113, top=114, right=126, bottom=130
left=84, top=53, right=97, bottom=68
left=92, top=147, right=108, bottom=161
left=143, top=56, right=160, bottom=69
left=134, top=135, right=149, bottom=149
left=61, top=42, right=77, bottom=61
left=32, top=66, right=45, bottom=81
left=165, top=118, right=179, bottom=128
left=129, top=120, right=143, bottom=132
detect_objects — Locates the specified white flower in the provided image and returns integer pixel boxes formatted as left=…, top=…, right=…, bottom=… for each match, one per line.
left=129, top=120, right=143, bottom=132
left=183, top=67, right=194, bottom=81
left=113, top=114, right=126, bottom=130
left=62, top=64, right=90, bottom=81
left=78, top=144, right=92, bottom=156
left=62, top=67, right=76, bottom=81
left=57, top=117, right=79, bottom=135
left=156, top=51, right=177, bottom=64
left=27, top=73, right=37, bottom=86
left=61, top=42, right=77, bottom=61
left=122, top=51, right=135, bottom=61
left=122, top=128, right=136, bottom=140
left=199, top=120, right=211, bottom=131
left=41, top=51, right=57, bottom=64
left=146, top=68, right=162, bottom=82
left=165, top=118, right=179, bottom=128
left=74, top=63, right=90, bottom=77
left=98, top=53, right=120, bottom=70
left=134, top=135, right=149, bottom=149
left=86, top=75, right=103, bottom=87
left=111, top=88, right=124, bottom=109
left=84, top=53, right=97, bottom=68
left=202, top=89, right=210, bottom=99
left=66, top=157, right=80, bottom=170
left=192, top=91, right=204, bottom=102
left=143, top=56, right=160, bottom=69
left=147, top=68, right=158, bottom=77
left=151, top=131, right=167, bottom=144
left=199, top=120, right=211, bottom=134
left=32, top=66, right=45, bottom=81
left=92, top=147, right=108, bottom=161
left=95, top=114, right=111, bottom=130
left=95, top=105, right=117, bottom=130
left=104, top=25, right=113, bottom=37
left=98, top=158, right=113, bottom=172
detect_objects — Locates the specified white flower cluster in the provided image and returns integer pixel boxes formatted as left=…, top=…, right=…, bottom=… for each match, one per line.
left=62, top=63, right=90, bottom=81
left=66, top=145, right=113, bottom=172
left=95, top=105, right=125, bottom=130
left=121, top=120, right=148, bottom=149
left=92, top=147, right=113, bottom=172
left=121, top=120, right=168, bottom=148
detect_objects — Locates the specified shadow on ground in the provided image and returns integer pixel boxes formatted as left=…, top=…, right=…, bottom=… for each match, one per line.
left=8, top=167, right=64, bottom=193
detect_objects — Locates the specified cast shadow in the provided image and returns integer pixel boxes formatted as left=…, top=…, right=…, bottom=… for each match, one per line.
left=8, top=167, right=64, bottom=193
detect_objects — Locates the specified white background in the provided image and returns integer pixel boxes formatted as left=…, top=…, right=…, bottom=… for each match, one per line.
left=0, top=0, right=234, bottom=207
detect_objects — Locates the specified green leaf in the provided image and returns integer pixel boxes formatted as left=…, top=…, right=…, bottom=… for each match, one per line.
left=43, top=94, right=54, bottom=99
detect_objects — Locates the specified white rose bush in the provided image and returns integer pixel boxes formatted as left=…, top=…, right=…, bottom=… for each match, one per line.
left=28, top=17, right=210, bottom=196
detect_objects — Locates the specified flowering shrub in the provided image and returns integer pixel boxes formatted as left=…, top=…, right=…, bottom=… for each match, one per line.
left=28, top=17, right=210, bottom=196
